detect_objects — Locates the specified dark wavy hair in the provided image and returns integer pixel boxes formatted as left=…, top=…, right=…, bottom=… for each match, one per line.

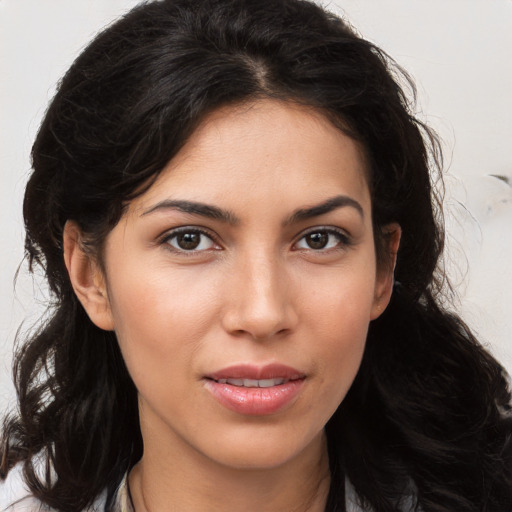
left=1, top=0, right=511, bottom=511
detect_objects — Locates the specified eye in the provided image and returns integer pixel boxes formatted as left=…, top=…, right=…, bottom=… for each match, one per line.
left=294, top=228, right=350, bottom=251
left=164, top=229, right=218, bottom=252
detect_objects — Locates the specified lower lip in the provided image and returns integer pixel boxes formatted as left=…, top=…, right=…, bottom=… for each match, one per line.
left=204, top=379, right=305, bottom=415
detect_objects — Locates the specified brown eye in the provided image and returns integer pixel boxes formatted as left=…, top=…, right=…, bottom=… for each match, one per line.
left=166, top=230, right=216, bottom=252
left=305, top=232, right=329, bottom=249
left=295, top=229, right=350, bottom=251
left=176, top=232, right=201, bottom=250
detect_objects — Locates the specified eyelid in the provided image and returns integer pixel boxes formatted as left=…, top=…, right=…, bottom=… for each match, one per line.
left=292, top=226, right=352, bottom=250
left=158, top=226, right=222, bottom=253
left=156, top=225, right=352, bottom=254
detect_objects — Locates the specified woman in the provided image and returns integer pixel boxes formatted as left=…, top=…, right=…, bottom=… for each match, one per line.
left=1, top=0, right=511, bottom=510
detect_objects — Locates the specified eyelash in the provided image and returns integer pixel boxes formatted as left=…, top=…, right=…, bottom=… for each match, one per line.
left=293, top=227, right=352, bottom=252
left=158, top=226, right=352, bottom=255
left=160, top=227, right=220, bottom=255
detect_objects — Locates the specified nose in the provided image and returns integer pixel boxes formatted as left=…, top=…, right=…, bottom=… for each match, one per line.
left=221, top=252, right=298, bottom=340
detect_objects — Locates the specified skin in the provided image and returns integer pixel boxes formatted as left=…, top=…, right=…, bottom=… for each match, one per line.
left=64, top=99, right=400, bottom=511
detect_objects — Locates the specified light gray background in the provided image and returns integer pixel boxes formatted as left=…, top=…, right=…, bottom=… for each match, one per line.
left=1, top=0, right=511, bottom=413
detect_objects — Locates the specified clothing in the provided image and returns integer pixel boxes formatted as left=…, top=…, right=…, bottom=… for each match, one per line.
left=1, top=464, right=371, bottom=512
left=0, top=464, right=131, bottom=512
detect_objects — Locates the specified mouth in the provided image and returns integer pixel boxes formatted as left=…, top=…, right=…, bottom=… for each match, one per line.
left=204, top=364, right=306, bottom=415
left=211, top=377, right=293, bottom=388
left=205, top=363, right=305, bottom=382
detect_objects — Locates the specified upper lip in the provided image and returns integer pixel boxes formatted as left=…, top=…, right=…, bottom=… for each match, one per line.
left=206, top=363, right=305, bottom=381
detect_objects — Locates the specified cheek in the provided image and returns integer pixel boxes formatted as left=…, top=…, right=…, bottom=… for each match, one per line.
left=105, top=264, right=222, bottom=382
left=299, top=257, right=377, bottom=332
left=315, top=303, right=369, bottom=390
left=299, top=263, right=376, bottom=396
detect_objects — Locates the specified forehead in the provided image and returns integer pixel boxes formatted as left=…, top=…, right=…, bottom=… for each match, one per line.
left=129, top=99, right=371, bottom=217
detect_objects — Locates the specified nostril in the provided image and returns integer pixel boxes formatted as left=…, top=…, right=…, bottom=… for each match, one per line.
left=229, top=326, right=292, bottom=342
left=220, top=268, right=298, bottom=339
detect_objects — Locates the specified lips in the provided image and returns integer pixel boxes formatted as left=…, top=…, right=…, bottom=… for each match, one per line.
left=215, top=377, right=287, bottom=387
left=204, top=364, right=305, bottom=415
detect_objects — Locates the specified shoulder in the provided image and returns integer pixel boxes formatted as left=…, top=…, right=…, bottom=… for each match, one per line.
left=345, top=477, right=422, bottom=512
left=0, top=463, right=49, bottom=511
left=0, top=464, right=107, bottom=512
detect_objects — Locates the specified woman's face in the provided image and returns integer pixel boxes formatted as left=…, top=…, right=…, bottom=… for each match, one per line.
left=70, top=100, right=397, bottom=470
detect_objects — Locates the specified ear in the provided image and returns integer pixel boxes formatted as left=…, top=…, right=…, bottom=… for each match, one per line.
left=63, top=221, right=115, bottom=331
left=370, top=223, right=401, bottom=320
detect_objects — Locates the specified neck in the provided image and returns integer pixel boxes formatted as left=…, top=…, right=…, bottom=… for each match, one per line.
left=129, top=413, right=330, bottom=512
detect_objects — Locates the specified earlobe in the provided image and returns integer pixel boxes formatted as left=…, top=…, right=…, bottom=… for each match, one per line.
left=370, top=223, right=401, bottom=320
left=63, top=221, right=115, bottom=331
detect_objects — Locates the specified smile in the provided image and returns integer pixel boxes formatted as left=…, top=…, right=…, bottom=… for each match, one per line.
left=214, top=378, right=288, bottom=387
left=204, top=364, right=306, bottom=415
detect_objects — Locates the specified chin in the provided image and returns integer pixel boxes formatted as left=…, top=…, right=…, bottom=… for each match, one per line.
left=201, top=424, right=325, bottom=471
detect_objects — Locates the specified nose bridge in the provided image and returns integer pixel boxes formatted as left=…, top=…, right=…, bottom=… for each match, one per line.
left=223, top=247, right=295, bottom=339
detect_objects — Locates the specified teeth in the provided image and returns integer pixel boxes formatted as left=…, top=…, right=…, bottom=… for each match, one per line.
left=243, top=379, right=259, bottom=387
left=259, top=378, right=285, bottom=387
left=225, top=378, right=244, bottom=386
left=216, top=378, right=287, bottom=387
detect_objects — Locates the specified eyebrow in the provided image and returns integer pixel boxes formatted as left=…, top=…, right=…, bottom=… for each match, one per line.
left=141, top=194, right=364, bottom=225
left=285, top=195, right=364, bottom=224
left=141, top=199, right=240, bottom=224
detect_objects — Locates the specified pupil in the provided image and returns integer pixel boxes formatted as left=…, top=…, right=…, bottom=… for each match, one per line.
left=178, top=232, right=200, bottom=250
left=307, top=232, right=328, bottom=249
